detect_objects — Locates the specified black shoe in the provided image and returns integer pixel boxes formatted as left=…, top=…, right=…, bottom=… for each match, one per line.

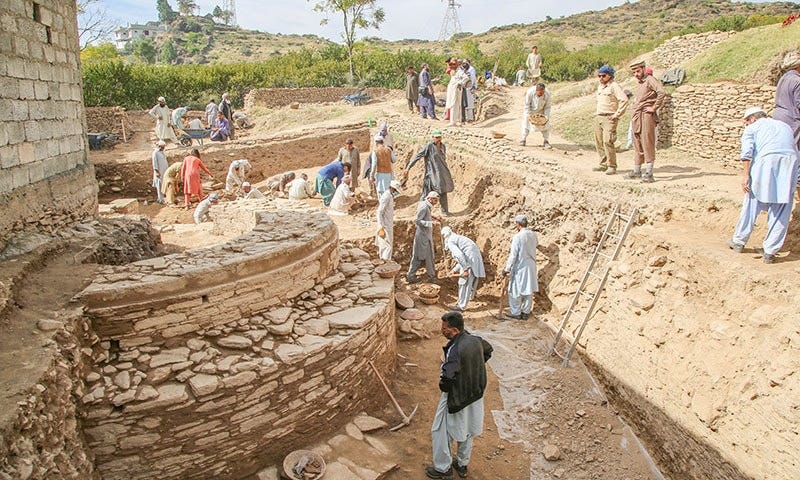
left=452, top=461, right=468, bottom=478
left=427, top=278, right=441, bottom=285
left=449, top=305, right=463, bottom=312
left=521, top=312, right=530, bottom=321
left=426, top=466, right=453, bottom=479
left=407, top=276, right=421, bottom=284
left=503, top=313, right=523, bottom=321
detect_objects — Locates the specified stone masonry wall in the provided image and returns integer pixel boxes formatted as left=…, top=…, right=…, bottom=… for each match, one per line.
left=0, top=0, right=98, bottom=248
left=244, top=87, right=391, bottom=110
left=76, top=203, right=397, bottom=479
left=650, top=30, right=736, bottom=68
left=658, top=82, right=776, bottom=163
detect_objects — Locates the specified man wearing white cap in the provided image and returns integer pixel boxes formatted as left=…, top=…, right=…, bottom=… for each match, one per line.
left=502, top=215, right=538, bottom=320
left=225, top=159, right=251, bottom=192
left=287, top=173, right=314, bottom=200
left=376, top=180, right=403, bottom=261
left=171, top=105, right=189, bottom=129
left=241, top=182, right=265, bottom=199
left=328, top=175, right=356, bottom=216
left=728, top=107, right=799, bottom=264
left=148, top=96, right=179, bottom=143
left=775, top=51, right=800, bottom=150
left=193, top=193, right=219, bottom=224
left=151, top=140, right=168, bottom=204
left=441, top=227, right=485, bottom=312
left=407, top=191, right=442, bottom=284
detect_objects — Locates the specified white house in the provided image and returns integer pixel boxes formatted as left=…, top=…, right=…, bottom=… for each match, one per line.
left=114, top=21, right=167, bottom=50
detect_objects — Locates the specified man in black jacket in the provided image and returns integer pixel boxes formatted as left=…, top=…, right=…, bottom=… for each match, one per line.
left=426, top=312, right=493, bottom=479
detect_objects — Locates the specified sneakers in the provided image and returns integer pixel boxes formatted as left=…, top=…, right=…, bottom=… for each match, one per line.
left=452, top=460, right=468, bottom=478
left=727, top=239, right=744, bottom=253
left=641, top=172, right=655, bottom=183
left=624, top=170, right=640, bottom=180
left=763, top=253, right=776, bottom=264
left=592, top=165, right=608, bottom=172
left=543, top=141, right=552, bottom=149
left=605, top=168, right=617, bottom=175
left=518, top=140, right=526, bottom=146
left=425, top=466, right=453, bottom=479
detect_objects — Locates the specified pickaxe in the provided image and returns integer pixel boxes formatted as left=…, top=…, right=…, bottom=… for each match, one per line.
left=368, top=360, right=418, bottom=431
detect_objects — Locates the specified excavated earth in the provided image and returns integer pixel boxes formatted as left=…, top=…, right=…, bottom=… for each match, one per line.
left=82, top=86, right=800, bottom=480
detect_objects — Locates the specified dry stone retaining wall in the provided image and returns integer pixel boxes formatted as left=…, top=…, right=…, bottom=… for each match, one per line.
left=650, top=30, right=736, bottom=68
left=0, top=0, right=98, bottom=249
left=244, top=87, right=391, bottom=110
left=658, top=82, right=776, bottom=163
left=76, top=203, right=397, bottom=479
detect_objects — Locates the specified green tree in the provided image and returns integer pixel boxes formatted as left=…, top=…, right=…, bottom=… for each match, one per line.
left=80, top=42, right=120, bottom=65
left=159, top=39, right=177, bottom=63
left=311, top=0, right=385, bottom=82
left=156, top=0, right=178, bottom=23
left=212, top=5, right=223, bottom=20
left=176, top=0, right=198, bottom=16
left=130, top=38, right=157, bottom=64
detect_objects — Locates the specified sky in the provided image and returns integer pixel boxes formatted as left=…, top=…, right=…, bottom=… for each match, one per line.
left=100, top=0, right=637, bottom=41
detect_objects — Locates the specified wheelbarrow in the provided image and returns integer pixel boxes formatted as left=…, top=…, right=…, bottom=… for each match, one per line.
left=343, top=90, right=370, bottom=106
left=175, top=127, right=211, bottom=146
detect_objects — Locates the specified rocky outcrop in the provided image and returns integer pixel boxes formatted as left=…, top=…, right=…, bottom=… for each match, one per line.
left=651, top=30, right=736, bottom=68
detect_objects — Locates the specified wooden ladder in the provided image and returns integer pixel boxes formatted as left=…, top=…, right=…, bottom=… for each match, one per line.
left=551, top=204, right=638, bottom=367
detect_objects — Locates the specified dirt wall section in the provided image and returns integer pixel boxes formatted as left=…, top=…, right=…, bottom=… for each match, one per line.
left=244, top=87, right=391, bottom=110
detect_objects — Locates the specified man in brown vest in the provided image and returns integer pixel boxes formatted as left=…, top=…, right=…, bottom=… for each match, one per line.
left=370, top=136, right=395, bottom=198
left=626, top=60, right=665, bottom=183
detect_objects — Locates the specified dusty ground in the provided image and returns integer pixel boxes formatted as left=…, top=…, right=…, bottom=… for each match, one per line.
left=85, top=82, right=799, bottom=479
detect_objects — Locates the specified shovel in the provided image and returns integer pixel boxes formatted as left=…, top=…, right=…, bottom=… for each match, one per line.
left=495, top=275, right=509, bottom=320
left=368, top=360, right=418, bottom=431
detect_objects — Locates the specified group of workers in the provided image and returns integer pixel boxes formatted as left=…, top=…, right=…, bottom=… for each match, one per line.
left=148, top=94, right=253, bottom=145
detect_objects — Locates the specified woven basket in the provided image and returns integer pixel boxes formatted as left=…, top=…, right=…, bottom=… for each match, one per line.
left=375, top=261, right=401, bottom=278
left=283, top=450, right=325, bottom=480
left=418, top=283, right=441, bottom=298
left=418, top=296, right=439, bottom=305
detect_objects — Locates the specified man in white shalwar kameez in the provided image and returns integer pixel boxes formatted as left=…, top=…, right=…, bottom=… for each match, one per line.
left=446, top=61, right=470, bottom=126
left=148, top=96, right=179, bottom=143
left=426, top=312, right=493, bottom=480
left=376, top=180, right=402, bottom=261
left=441, top=227, right=485, bottom=312
left=240, top=182, right=265, bottom=199
left=328, top=175, right=355, bottom=216
left=520, top=83, right=553, bottom=149
left=151, top=140, right=168, bottom=204
left=502, top=215, right=539, bottom=320
left=193, top=194, right=219, bottom=224
left=728, top=107, right=799, bottom=264
left=225, top=159, right=251, bottom=192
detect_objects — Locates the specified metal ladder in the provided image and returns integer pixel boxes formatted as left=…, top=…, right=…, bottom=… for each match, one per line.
left=551, top=204, right=638, bottom=367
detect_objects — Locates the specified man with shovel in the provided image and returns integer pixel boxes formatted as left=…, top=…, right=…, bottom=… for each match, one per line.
left=426, top=312, right=493, bottom=479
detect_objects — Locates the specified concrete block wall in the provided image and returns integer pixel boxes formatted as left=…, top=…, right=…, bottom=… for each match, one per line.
left=76, top=204, right=397, bottom=479
left=244, top=87, right=391, bottom=110
left=0, top=0, right=97, bottom=247
left=657, top=82, right=776, bottom=163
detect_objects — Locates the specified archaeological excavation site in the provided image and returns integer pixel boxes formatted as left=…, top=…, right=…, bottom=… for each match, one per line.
left=2, top=1, right=799, bottom=479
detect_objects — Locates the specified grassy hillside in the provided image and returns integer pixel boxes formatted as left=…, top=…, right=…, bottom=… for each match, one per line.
left=369, top=0, right=798, bottom=55
left=683, top=22, right=800, bottom=83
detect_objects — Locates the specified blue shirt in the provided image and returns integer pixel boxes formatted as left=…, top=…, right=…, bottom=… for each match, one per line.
left=318, top=160, right=345, bottom=184
left=741, top=118, right=798, bottom=204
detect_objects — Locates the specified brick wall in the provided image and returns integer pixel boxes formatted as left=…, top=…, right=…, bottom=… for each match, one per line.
left=0, top=0, right=98, bottom=248
left=76, top=205, right=397, bottom=479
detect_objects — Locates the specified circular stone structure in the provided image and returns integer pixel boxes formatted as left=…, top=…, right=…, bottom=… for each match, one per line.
left=77, top=201, right=397, bottom=480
